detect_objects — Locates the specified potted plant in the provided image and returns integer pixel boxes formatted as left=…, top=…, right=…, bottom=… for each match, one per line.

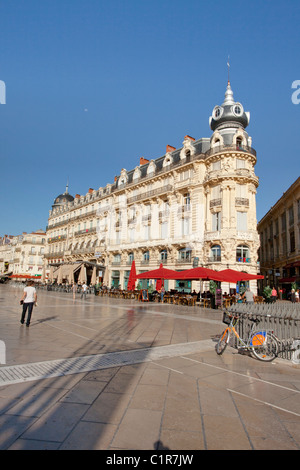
left=263, top=285, right=272, bottom=303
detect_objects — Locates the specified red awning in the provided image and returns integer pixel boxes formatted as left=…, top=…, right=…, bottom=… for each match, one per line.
left=217, top=269, right=264, bottom=283
left=136, top=264, right=178, bottom=280
left=173, top=267, right=224, bottom=281
left=278, top=277, right=296, bottom=283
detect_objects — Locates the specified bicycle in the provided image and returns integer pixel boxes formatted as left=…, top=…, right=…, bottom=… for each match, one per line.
left=216, top=310, right=279, bottom=362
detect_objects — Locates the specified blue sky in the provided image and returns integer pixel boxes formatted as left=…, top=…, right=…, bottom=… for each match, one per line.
left=0, top=0, right=299, bottom=235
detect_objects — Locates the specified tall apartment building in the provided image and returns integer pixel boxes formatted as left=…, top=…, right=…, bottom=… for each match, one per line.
left=45, top=81, right=260, bottom=291
left=258, top=177, right=300, bottom=294
left=0, top=230, right=46, bottom=280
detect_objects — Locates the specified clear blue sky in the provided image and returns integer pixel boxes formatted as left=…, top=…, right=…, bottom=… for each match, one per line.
left=1, top=0, right=299, bottom=235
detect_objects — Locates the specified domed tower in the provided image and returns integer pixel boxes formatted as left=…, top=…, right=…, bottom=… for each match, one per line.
left=203, top=79, right=260, bottom=282
left=209, top=80, right=251, bottom=148
left=52, top=183, right=74, bottom=211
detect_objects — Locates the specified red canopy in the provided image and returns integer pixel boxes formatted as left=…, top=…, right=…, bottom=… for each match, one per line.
left=136, top=264, right=178, bottom=280
left=217, top=269, right=264, bottom=282
left=174, top=267, right=224, bottom=281
left=127, top=261, right=137, bottom=290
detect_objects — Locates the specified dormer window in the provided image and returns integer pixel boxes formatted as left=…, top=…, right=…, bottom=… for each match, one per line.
left=163, top=154, right=173, bottom=167
left=213, top=106, right=223, bottom=120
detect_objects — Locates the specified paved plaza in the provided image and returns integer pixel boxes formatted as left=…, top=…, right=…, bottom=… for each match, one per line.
left=0, top=284, right=299, bottom=451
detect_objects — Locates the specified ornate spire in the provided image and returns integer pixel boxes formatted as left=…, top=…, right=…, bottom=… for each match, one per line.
left=222, top=81, right=235, bottom=106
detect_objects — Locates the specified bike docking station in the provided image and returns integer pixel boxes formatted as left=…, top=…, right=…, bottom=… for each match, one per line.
left=217, top=302, right=300, bottom=364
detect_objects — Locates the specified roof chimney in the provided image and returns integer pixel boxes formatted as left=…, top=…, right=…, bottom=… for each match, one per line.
left=184, top=135, right=195, bottom=141
left=166, top=145, right=176, bottom=153
left=140, top=157, right=149, bottom=166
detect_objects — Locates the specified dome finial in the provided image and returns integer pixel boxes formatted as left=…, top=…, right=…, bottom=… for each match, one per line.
left=227, top=55, right=230, bottom=85
left=222, top=56, right=235, bottom=105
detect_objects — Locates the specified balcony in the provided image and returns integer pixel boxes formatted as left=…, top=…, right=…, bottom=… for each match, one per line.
left=235, top=198, right=249, bottom=207
left=205, top=144, right=256, bottom=158
left=74, top=227, right=97, bottom=236
left=48, top=234, right=67, bottom=243
left=208, top=256, right=221, bottom=263
left=177, top=205, right=191, bottom=216
left=127, top=185, right=173, bottom=204
left=210, top=198, right=222, bottom=208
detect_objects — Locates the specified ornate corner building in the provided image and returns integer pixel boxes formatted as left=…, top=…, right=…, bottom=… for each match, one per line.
left=45, top=81, right=260, bottom=289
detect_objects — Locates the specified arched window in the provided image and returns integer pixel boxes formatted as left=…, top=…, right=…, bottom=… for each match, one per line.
left=160, top=249, right=168, bottom=261
left=210, top=244, right=221, bottom=262
left=236, top=245, right=250, bottom=263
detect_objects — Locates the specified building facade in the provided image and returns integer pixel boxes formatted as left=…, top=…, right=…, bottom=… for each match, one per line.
left=45, top=81, right=260, bottom=291
left=0, top=230, right=46, bottom=280
left=258, top=177, right=300, bottom=295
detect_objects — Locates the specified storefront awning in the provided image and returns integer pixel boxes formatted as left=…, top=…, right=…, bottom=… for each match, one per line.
left=278, top=277, right=296, bottom=283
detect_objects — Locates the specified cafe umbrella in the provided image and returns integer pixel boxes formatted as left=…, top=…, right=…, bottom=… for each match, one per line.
left=217, top=269, right=264, bottom=282
left=136, top=265, right=179, bottom=285
left=127, top=260, right=137, bottom=291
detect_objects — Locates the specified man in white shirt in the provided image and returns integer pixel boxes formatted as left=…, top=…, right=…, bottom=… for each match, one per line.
left=20, top=281, right=37, bottom=327
left=81, top=283, right=88, bottom=300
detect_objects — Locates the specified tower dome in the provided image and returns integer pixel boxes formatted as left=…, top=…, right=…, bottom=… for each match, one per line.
left=52, top=183, right=74, bottom=210
left=209, top=81, right=250, bottom=132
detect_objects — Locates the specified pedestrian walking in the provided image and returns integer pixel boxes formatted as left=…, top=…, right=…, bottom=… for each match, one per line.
left=81, top=282, right=87, bottom=300
left=72, top=283, right=77, bottom=300
left=242, top=287, right=255, bottom=303
left=20, top=280, right=37, bottom=327
left=271, top=287, right=277, bottom=303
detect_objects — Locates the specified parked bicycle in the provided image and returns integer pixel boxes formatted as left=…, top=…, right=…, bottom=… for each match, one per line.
left=216, top=310, right=280, bottom=362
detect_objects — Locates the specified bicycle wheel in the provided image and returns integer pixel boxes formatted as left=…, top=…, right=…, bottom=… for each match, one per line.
left=216, top=329, right=230, bottom=355
left=251, top=331, right=279, bottom=362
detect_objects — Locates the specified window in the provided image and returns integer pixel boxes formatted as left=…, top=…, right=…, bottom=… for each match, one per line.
left=212, top=185, right=221, bottom=199
left=128, top=252, right=134, bottom=263
left=178, top=248, right=191, bottom=261
left=160, top=249, right=167, bottom=261
left=144, top=224, right=150, bottom=240
left=212, top=212, right=221, bottom=231
left=236, top=138, right=243, bottom=148
left=143, top=251, right=150, bottom=261
left=237, top=211, right=247, bottom=231
left=290, top=231, right=295, bottom=252
left=236, top=245, right=250, bottom=263
left=113, top=254, right=121, bottom=263
left=161, top=221, right=168, bottom=238
left=289, top=206, right=294, bottom=226
left=210, top=245, right=221, bottom=262
left=183, top=192, right=191, bottom=207
left=236, top=184, right=247, bottom=198
left=181, top=217, right=190, bottom=236
left=129, top=227, right=135, bottom=242
left=281, top=213, right=286, bottom=231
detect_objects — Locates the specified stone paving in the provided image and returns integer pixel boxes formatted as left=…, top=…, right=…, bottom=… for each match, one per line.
left=0, top=284, right=299, bottom=451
